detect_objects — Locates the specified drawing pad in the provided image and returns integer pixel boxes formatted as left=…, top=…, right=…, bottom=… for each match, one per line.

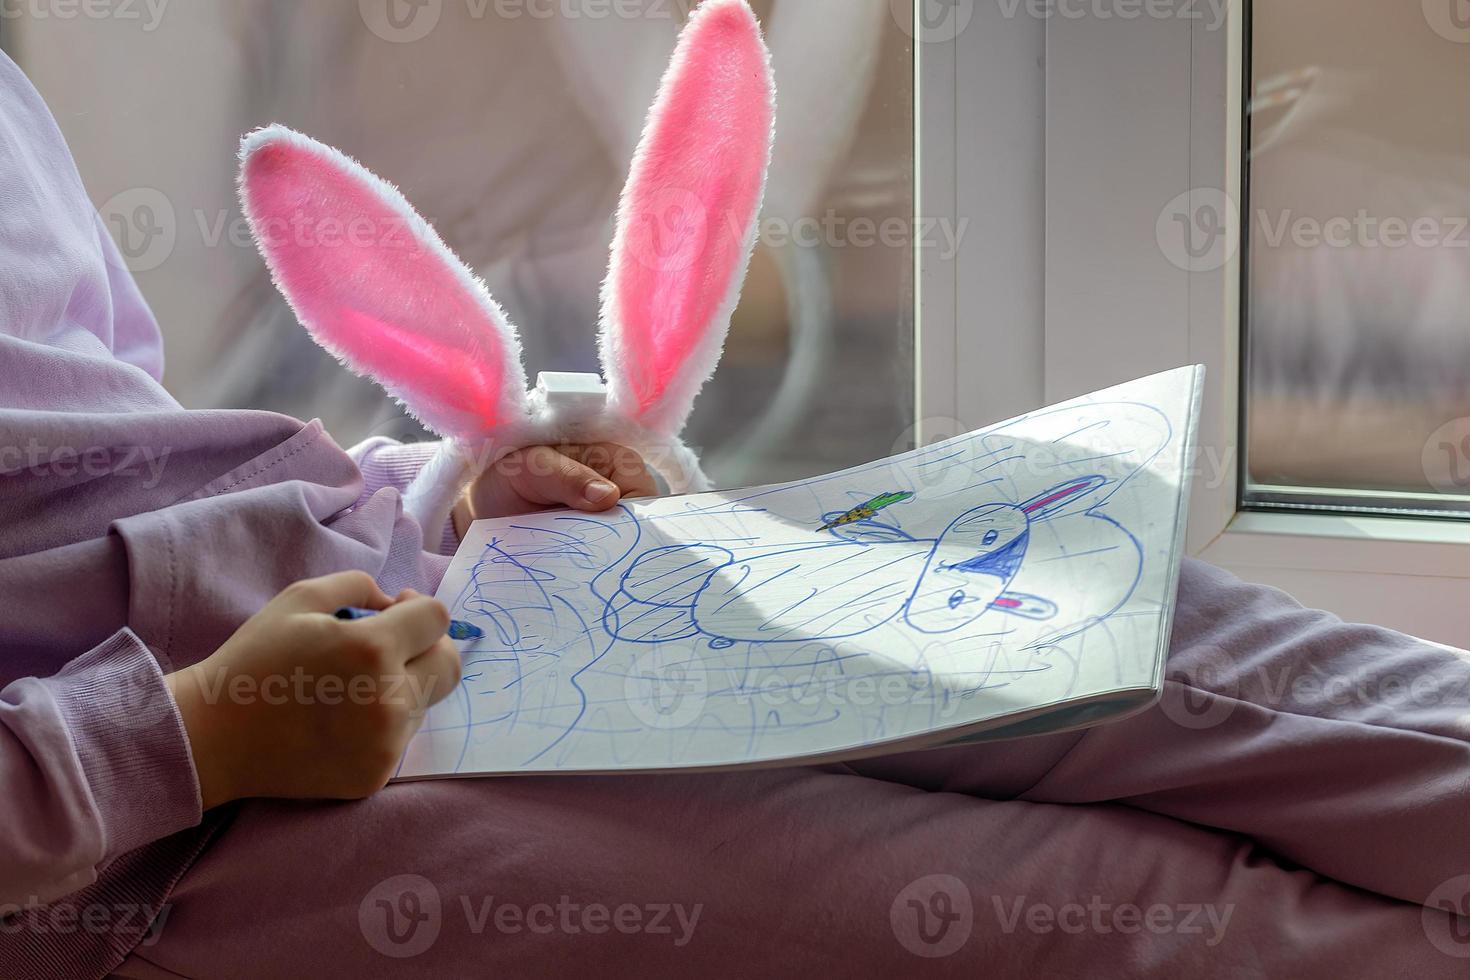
left=396, top=366, right=1204, bottom=778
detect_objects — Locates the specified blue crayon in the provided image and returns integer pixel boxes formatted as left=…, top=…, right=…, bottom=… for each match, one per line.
left=334, top=606, right=484, bottom=641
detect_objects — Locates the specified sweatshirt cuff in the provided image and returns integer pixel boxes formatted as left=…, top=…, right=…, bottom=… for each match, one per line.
left=351, top=438, right=461, bottom=556
left=49, top=629, right=202, bottom=862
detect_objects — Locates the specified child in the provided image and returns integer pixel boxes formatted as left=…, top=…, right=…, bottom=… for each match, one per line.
left=1, top=48, right=1466, bottom=980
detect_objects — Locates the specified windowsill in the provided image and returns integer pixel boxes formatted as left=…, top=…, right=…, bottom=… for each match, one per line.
left=1199, top=509, right=1470, bottom=580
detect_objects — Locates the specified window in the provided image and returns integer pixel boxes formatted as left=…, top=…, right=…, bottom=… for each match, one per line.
left=6, top=0, right=917, bottom=487
left=1242, top=0, right=1470, bottom=518
left=1044, top=0, right=1466, bottom=644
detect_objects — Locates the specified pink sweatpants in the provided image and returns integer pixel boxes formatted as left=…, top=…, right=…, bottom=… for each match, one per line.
left=114, top=560, right=1470, bottom=977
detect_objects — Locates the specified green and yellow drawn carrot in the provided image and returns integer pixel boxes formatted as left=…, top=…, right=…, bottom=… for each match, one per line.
left=818, top=491, right=915, bottom=532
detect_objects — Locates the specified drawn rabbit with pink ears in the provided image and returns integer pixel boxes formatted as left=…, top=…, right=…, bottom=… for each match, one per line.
left=238, top=0, right=776, bottom=548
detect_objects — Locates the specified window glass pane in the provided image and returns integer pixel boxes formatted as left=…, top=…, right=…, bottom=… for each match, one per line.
left=1245, top=0, right=1470, bottom=514
left=9, top=0, right=914, bottom=487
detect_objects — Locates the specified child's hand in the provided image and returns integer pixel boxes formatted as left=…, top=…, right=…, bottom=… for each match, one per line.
left=454, top=443, right=659, bottom=533
left=164, top=571, right=462, bottom=809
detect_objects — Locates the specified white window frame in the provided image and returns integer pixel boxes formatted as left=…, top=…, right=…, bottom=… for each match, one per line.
left=916, top=0, right=1047, bottom=444
left=922, top=0, right=1465, bottom=646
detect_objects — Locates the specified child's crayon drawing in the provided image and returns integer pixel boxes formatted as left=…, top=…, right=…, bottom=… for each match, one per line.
left=817, top=491, right=915, bottom=530
left=398, top=367, right=1202, bottom=777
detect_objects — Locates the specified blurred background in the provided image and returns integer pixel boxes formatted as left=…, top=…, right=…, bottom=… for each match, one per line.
left=5, top=0, right=916, bottom=488
left=27, top=0, right=1460, bottom=514
left=1247, top=0, right=1470, bottom=507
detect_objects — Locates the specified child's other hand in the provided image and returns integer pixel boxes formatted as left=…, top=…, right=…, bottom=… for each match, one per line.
left=164, top=571, right=462, bottom=809
left=454, top=443, right=658, bottom=534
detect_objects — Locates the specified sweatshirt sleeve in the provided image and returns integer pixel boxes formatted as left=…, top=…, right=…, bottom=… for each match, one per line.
left=349, top=437, right=461, bottom=556
left=0, top=629, right=201, bottom=908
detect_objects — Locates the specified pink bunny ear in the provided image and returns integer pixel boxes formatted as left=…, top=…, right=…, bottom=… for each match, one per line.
left=238, top=126, right=527, bottom=440
left=598, top=0, right=776, bottom=435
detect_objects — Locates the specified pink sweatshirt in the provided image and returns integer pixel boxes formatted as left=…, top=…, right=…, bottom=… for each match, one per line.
left=0, top=49, right=452, bottom=976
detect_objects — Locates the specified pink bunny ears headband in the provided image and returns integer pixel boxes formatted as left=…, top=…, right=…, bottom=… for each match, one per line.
left=237, top=0, right=776, bottom=547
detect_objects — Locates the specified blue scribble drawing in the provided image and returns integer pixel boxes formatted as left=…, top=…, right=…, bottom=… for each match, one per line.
left=600, top=475, right=1111, bottom=650
left=400, top=379, right=1200, bottom=778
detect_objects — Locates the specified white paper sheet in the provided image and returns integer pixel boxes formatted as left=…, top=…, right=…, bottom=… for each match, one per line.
left=396, top=366, right=1203, bottom=777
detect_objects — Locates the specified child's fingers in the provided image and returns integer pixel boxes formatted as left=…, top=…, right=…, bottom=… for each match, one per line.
left=346, top=593, right=451, bottom=664
left=403, top=637, right=463, bottom=714
left=278, top=570, right=392, bottom=615
left=492, top=445, right=622, bottom=513
left=556, top=443, right=659, bottom=500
